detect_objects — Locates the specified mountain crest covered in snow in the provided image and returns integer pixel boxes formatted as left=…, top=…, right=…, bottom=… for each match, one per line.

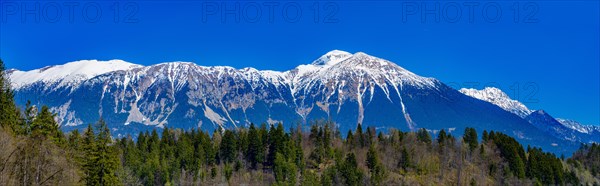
left=556, top=118, right=600, bottom=135
left=311, top=49, right=353, bottom=66
left=9, top=59, right=142, bottom=90
left=459, top=87, right=532, bottom=118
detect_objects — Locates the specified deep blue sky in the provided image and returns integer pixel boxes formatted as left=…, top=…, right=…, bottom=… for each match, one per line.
left=1, top=1, right=598, bottom=125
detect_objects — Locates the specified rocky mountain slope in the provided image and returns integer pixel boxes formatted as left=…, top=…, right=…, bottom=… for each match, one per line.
left=9, top=50, right=580, bottom=154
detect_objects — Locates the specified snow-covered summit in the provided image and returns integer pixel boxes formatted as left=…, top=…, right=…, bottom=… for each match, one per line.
left=332, top=51, right=437, bottom=87
left=459, top=87, right=532, bottom=118
left=9, top=59, right=142, bottom=89
left=285, top=50, right=354, bottom=85
left=311, top=50, right=353, bottom=66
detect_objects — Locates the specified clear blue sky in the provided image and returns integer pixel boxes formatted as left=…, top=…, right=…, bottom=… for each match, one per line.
left=1, top=1, right=598, bottom=125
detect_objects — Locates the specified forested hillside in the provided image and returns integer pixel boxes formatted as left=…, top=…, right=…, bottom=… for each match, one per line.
left=1, top=59, right=599, bottom=185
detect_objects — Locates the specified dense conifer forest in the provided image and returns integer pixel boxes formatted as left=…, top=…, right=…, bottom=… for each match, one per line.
left=1, top=59, right=599, bottom=185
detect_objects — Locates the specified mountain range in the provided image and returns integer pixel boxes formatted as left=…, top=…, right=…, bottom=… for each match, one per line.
left=8, top=50, right=594, bottom=155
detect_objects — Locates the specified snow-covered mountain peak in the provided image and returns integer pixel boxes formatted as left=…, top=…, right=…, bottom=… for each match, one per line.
left=337, top=52, right=436, bottom=86
left=240, top=67, right=258, bottom=72
left=281, top=51, right=441, bottom=98
left=311, top=50, right=353, bottom=66
left=152, top=61, right=199, bottom=70
left=462, top=87, right=507, bottom=98
left=341, top=52, right=421, bottom=74
left=343, top=51, right=398, bottom=67
left=157, top=61, right=195, bottom=65
left=9, top=59, right=142, bottom=89
left=6, top=68, right=18, bottom=74
left=556, top=118, right=600, bottom=134
left=142, top=61, right=197, bottom=73
left=533, top=110, right=547, bottom=115
left=150, top=62, right=241, bottom=74
left=459, top=87, right=532, bottom=118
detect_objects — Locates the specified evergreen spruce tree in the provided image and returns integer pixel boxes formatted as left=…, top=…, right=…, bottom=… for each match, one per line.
left=0, top=59, right=21, bottom=133
left=19, top=100, right=35, bottom=135
left=399, top=147, right=411, bottom=171
left=274, top=152, right=297, bottom=185
left=293, top=133, right=305, bottom=171
left=482, top=130, right=489, bottom=143
left=339, top=152, right=363, bottom=186
left=82, top=124, right=99, bottom=185
left=367, top=144, right=386, bottom=185
left=355, top=123, right=364, bottom=147
left=259, top=123, right=269, bottom=165
left=463, top=127, right=478, bottom=152
left=417, top=128, right=432, bottom=144
left=366, top=145, right=378, bottom=171
left=267, top=123, right=285, bottom=167
left=346, top=130, right=354, bottom=147
left=68, top=129, right=81, bottom=149
left=220, top=130, right=237, bottom=163
left=322, top=123, right=332, bottom=157
left=437, top=129, right=448, bottom=145
left=95, top=119, right=121, bottom=185
left=246, top=123, right=263, bottom=169
left=366, top=126, right=375, bottom=146
left=30, top=106, right=55, bottom=136
left=377, top=132, right=385, bottom=144
left=82, top=120, right=122, bottom=185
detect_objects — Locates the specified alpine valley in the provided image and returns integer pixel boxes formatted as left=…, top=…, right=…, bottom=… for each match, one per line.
left=8, top=50, right=596, bottom=155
